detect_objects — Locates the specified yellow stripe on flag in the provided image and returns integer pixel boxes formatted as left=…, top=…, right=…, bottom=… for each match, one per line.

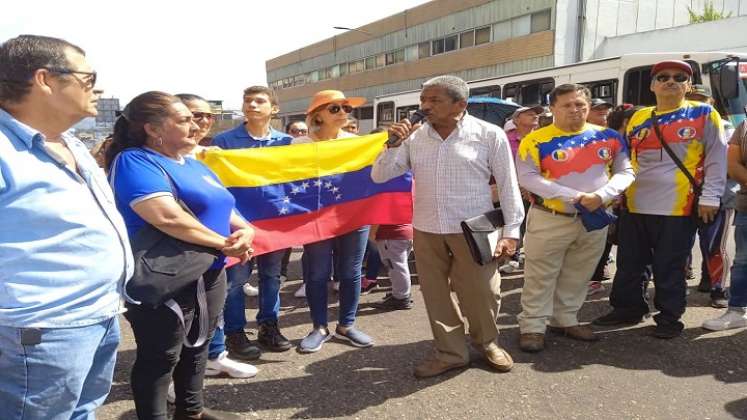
left=199, top=132, right=388, bottom=188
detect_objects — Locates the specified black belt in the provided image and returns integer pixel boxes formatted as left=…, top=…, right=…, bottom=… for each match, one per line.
left=532, top=203, right=579, bottom=218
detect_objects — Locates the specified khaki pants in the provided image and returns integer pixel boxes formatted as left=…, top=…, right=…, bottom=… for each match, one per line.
left=518, top=207, right=607, bottom=334
left=413, top=229, right=502, bottom=364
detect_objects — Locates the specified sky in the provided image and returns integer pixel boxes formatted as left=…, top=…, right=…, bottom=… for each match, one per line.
left=1, top=0, right=430, bottom=109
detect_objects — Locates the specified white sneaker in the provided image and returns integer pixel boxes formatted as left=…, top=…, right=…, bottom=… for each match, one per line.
left=205, top=351, right=258, bottom=378
left=243, top=283, right=259, bottom=297
left=167, top=381, right=175, bottom=404
left=702, top=310, right=747, bottom=331
left=332, top=281, right=340, bottom=291
left=294, top=284, right=306, bottom=298
left=280, top=275, right=288, bottom=282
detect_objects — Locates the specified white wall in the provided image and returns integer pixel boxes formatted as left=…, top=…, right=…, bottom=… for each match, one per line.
left=591, top=14, right=747, bottom=58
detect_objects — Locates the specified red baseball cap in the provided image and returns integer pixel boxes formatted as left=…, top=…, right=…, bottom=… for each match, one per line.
left=650, top=60, right=693, bottom=77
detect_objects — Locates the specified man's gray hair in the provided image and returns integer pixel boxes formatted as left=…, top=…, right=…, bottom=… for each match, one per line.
left=422, top=75, right=469, bottom=102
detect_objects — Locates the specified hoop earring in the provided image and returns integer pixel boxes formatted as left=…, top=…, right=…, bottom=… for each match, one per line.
left=155, top=137, right=163, bottom=147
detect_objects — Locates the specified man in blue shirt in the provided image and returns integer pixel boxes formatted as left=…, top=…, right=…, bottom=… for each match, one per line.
left=0, top=35, right=133, bottom=419
left=208, top=86, right=294, bottom=365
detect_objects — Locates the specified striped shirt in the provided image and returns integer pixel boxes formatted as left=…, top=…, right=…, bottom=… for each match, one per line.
left=371, top=113, right=524, bottom=238
left=516, top=123, right=634, bottom=214
left=626, top=101, right=727, bottom=216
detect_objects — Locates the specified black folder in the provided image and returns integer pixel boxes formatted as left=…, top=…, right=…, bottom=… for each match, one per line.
left=460, top=208, right=505, bottom=266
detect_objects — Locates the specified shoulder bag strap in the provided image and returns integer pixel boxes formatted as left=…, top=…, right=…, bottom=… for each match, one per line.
left=650, top=111, right=702, bottom=194
left=142, top=150, right=210, bottom=348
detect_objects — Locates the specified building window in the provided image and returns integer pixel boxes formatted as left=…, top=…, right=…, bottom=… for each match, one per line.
left=432, top=38, right=445, bottom=55
left=493, top=21, right=511, bottom=42
left=339, top=62, right=348, bottom=76
left=405, top=45, right=418, bottom=61
left=512, top=15, right=531, bottom=37
left=460, top=30, right=475, bottom=49
left=418, top=42, right=431, bottom=58
left=531, top=9, right=551, bottom=33
left=365, top=56, right=376, bottom=70
left=376, top=53, right=386, bottom=68
left=386, top=49, right=405, bottom=65
left=444, top=35, right=458, bottom=52
left=350, top=60, right=364, bottom=73
left=294, top=75, right=305, bottom=86
left=475, top=26, right=491, bottom=45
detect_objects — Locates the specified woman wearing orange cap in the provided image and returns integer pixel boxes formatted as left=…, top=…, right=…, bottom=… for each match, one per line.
left=293, top=90, right=374, bottom=353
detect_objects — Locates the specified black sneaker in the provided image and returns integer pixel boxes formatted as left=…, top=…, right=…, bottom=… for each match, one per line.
left=225, top=332, right=261, bottom=361
left=652, top=322, right=684, bottom=339
left=371, top=293, right=413, bottom=311
left=592, top=310, right=645, bottom=326
left=711, top=288, right=728, bottom=309
left=258, top=321, right=292, bottom=352
left=174, top=407, right=243, bottom=420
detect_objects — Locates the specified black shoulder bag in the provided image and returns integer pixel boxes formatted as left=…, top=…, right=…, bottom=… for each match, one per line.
left=123, top=153, right=221, bottom=347
left=650, top=111, right=718, bottom=227
left=461, top=208, right=505, bottom=265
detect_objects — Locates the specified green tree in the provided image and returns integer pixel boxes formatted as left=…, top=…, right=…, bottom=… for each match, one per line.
left=688, top=1, right=733, bottom=23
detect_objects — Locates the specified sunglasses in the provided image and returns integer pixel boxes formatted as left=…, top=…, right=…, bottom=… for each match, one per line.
left=191, top=112, right=215, bottom=121
left=290, top=128, right=308, bottom=134
left=327, top=104, right=353, bottom=114
left=43, top=67, right=97, bottom=89
left=655, top=73, right=689, bottom=83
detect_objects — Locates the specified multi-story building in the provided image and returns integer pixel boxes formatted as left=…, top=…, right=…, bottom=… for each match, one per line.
left=95, top=97, right=120, bottom=129
left=266, top=0, right=747, bottom=131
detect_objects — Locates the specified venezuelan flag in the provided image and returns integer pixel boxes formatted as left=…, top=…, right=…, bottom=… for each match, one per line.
left=200, top=132, right=412, bottom=255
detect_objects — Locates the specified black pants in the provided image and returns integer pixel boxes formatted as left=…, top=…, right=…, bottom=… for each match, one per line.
left=610, top=211, right=696, bottom=326
left=124, top=268, right=227, bottom=419
left=591, top=242, right=613, bottom=281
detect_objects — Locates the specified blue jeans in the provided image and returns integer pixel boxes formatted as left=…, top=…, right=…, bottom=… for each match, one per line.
left=254, top=249, right=285, bottom=324
left=0, top=317, right=120, bottom=420
left=730, top=213, right=747, bottom=308
left=208, top=264, right=249, bottom=359
left=304, top=226, right=369, bottom=327
left=365, top=239, right=382, bottom=279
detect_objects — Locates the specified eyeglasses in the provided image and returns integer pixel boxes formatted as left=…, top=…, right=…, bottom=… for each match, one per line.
left=655, top=73, right=689, bottom=83
left=290, top=128, right=308, bottom=134
left=43, top=67, right=97, bottom=89
left=191, top=112, right=215, bottom=121
left=327, top=104, right=353, bottom=114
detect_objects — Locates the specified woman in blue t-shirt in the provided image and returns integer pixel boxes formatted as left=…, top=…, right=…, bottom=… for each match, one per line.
left=106, top=91, right=254, bottom=420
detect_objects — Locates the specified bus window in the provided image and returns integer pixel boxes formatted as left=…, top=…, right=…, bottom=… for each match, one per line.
left=582, top=79, right=618, bottom=104
left=503, top=78, right=554, bottom=105
left=376, top=101, right=394, bottom=127
left=396, top=105, right=420, bottom=122
left=624, top=61, right=701, bottom=106
left=470, top=85, right=501, bottom=98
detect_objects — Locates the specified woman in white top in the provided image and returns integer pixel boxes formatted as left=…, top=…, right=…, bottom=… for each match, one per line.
left=295, top=90, right=374, bottom=353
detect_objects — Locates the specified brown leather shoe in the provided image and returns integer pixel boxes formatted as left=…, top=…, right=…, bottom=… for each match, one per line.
left=519, top=333, right=545, bottom=353
left=548, top=324, right=599, bottom=342
left=413, top=356, right=468, bottom=378
left=481, top=342, right=513, bottom=372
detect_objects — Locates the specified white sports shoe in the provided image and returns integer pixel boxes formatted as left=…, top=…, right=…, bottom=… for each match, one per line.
left=294, top=284, right=306, bottom=298
left=243, top=283, right=259, bottom=297
left=205, top=351, right=258, bottom=378
left=280, top=275, right=288, bottom=282
left=499, top=260, right=520, bottom=274
left=702, top=310, right=747, bottom=331
left=332, top=281, right=340, bottom=291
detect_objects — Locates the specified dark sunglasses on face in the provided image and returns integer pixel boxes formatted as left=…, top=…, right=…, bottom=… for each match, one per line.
left=43, top=67, right=97, bottom=89
left=655, top=73, right=689, bottom=83
left=327, top=104, right=353, bottom=114
left=191, top=112, right=215, bottom=121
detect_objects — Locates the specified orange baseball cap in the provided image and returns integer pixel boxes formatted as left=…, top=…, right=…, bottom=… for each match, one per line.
left=306, top=90, right=366, bottom=114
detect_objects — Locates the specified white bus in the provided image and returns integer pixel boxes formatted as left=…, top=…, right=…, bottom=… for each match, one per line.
left=373, top=52, right=747, bottom=128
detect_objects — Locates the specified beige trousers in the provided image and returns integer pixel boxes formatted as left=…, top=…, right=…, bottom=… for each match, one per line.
left=413, top=229, right=502, bottom=364
left=517, top=207, right=607, bottom=334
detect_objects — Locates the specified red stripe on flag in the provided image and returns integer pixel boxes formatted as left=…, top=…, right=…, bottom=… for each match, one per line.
left=250, top=192, right=412, bottom=255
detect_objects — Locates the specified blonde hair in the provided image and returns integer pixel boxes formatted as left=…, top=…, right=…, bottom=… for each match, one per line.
left=305, top=105, right=325, bottom=135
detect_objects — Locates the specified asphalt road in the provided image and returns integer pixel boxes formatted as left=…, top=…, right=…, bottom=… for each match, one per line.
left=98, top=239, right=747, bottom=420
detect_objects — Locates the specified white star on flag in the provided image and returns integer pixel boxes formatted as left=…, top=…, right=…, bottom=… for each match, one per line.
left=313, top=180, right=322, bottom=187
left=279, top=207, right=289, bottom=215
left=324, top=181, right=333, bottom=189
left=301, top=181, right=310, bottom=189
left=290, top=186, right=301, bottom=195
left=331, top=186, right=340, bottom=193
left=335, top=194, right=342, bottom=200
left=282, top=196, right=291, bottom=204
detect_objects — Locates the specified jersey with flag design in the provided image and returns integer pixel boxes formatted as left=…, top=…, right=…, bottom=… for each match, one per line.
left=625, top=101, right=726, bottom=216
left=516, top=123, right=633, bottom=214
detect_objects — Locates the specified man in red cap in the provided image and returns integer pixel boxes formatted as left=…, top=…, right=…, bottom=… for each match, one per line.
left=595, top=60, right=728, bottom=338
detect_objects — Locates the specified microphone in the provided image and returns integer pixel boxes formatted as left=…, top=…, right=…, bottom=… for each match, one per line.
left=386, top=109, right=427, bottom=146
